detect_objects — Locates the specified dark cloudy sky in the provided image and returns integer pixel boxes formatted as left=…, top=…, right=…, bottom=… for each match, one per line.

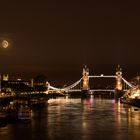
left=0, top=0, right=140, bottom=82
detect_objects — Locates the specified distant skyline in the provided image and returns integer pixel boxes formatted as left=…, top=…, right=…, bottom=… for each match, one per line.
left=0, top=0, right=140, bottom=83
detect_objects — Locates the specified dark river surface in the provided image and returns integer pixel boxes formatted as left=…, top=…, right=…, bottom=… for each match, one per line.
left=1, top=96, right=140, bottom=140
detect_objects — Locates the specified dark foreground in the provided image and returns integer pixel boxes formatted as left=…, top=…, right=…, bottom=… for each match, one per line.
left=1, top=96, right=140, bottom=140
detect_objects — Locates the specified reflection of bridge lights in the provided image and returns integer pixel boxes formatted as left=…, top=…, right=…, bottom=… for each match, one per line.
left=90, top=95, right=94, bottom=103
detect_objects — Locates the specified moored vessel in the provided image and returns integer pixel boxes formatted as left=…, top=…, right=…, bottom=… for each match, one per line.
left=18, top=105, right=31, bottom=121
left=120, top=85, right=140, bottom=107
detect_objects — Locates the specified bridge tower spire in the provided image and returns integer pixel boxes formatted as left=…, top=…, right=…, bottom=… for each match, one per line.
left=116, top=65, right=122, bottom=90
left=82, top=65, right=90, bottom=90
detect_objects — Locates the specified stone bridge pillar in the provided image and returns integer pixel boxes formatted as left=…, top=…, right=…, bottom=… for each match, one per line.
left=116, top=65, right=122, bottom=90
left=45, top=82, right=50, bottom=94
left=82, top=65, right=90, bottom=91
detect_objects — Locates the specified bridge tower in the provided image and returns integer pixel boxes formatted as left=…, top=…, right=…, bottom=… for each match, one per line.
left=116, top=65, right=122, bottom=90
left=45, top=81, right=50, bottom=94
left=82, top=65, right=90, bottom=91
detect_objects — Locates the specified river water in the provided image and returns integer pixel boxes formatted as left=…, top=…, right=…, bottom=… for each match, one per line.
left=1, top=96, right=140, bottom=140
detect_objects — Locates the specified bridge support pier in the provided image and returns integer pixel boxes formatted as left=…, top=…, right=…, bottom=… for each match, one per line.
left=82, top=66, right=89, bottom=90
left=45, top=82, right=50, bottom=94
left=116, top=65, right=122, bottom=90
left=81, top=66, right=90, bottom=97
left=115, top=65, right=124, bottom=98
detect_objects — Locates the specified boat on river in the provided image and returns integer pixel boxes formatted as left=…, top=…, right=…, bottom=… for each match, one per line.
left=18, top=105, right=31, bottom=121
left=7, top=101, right=31, bottom=122
left=120, top=85, right=140, bottom=107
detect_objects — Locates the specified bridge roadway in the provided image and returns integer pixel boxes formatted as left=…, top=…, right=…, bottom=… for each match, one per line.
left=66, top=89, right=115, bottom=92
left=61, top=89, right=127, bottom=93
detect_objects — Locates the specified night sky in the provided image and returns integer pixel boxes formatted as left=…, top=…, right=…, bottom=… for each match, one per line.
left=0, top=0, right=140, bottom=83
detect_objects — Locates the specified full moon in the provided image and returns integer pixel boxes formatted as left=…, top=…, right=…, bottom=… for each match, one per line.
left=2, top=40, right=9, bottom=48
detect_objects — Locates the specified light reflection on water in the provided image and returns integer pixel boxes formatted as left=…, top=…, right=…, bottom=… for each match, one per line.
left=1, top=96, right=140, bottom=140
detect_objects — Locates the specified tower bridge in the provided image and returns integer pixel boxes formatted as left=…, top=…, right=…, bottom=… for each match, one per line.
left=47, top=65, right=133, bottom=96
left=0, top=66, right=134, bottom=103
